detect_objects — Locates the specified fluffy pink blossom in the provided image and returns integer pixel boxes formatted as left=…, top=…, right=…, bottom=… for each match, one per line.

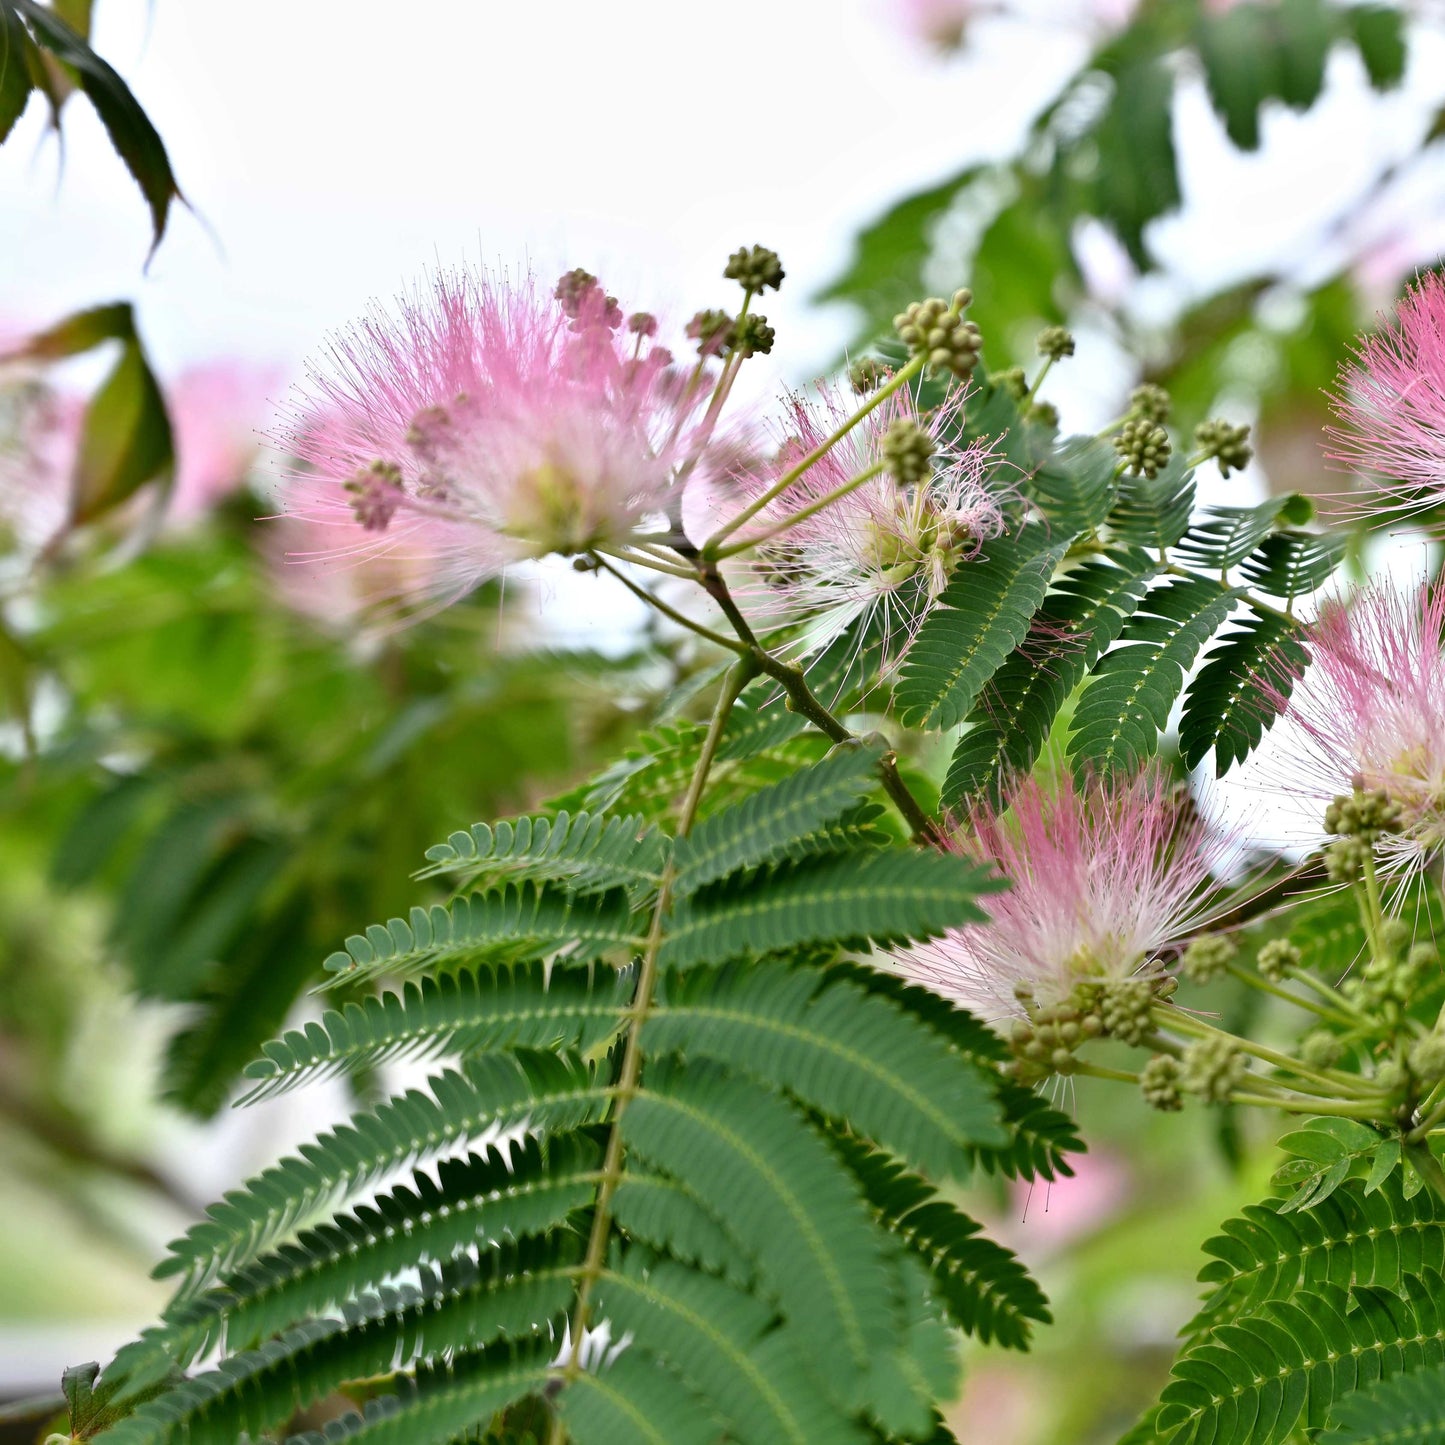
left=1327, top=271, right=1445, bottom=526
left=167, top=363, right=280, bottom=522
left=685, top=382, right=1007, bottom=665
left=1270, top=579, right=1445, bottom=881
left=277, top=267, right=703, bottom=615
left=889, top=770, right=1225, bottom=1020
left=896, top=0, right=978, bottom=50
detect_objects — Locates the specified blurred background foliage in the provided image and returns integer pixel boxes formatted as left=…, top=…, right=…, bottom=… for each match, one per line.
left=1, top=0, right=1443, bottom=1441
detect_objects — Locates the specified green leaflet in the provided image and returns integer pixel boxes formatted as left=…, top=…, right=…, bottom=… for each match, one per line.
left=154, top=1049, right=608, bottom=1297
left=594, top=1256, right=868, bottom=1445
left=279, top=1340, right=557, bottom=1445
left=650, top=960, right=1005, bottom=1174
left=100, top=1249, right=578, bottom=1445
left=116, top=1134, right=603, bottom=1382
left=318, top=884, right=641, bottom=988
left=895, top=526, right=1072, bottom=730
left=1239, top=527, right=1347, bottom=601
left=671, top=743, right=883, bottom=896
left=1270, top=1117, right=1399, bottom=1212
left=416, top=809, right=668, bottom=896
left=1179, top=607, right=1307, bottom=775
left=239, top=964, right=632, bottom=1103
left=1320, top=1359, right=1445, bottom=1442
left=1154, top=1269, right=1445, bottom=1445
left=1105, top=454, right=1195, bottom=550
left=659, top=848, right=1002, bottom=970
left=1185, top=1174, right=1445, bottom=1341
left=1176, top=495, right=1316, bottom=570
left=834, top=1135, right=1051, bottom=1350
left=621, top=1059, right=900, bottom=1414
left=1069, top=574, right=1242, bottom=774
left=943, top=547, right=1159, bottom=810
left=557, top=1349, right=719, bottom=1445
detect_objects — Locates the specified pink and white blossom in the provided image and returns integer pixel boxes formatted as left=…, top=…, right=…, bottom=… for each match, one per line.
left=277, top=267, right=707, bottom=615
left=167, top=363, right=281, bottom=522
left=888, top=770, right=1225, bottom=1020
left=685, top=383, right=1007, bottom=666
left=1327, top=271, right=1445, bottom=527
left=0, top=373, right=81, bottom=557
left=1269, top=578, right=1445, bottom=881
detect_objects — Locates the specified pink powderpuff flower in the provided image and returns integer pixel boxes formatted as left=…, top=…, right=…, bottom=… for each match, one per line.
left=685, top=382, right=1007, bottom=667
left=1267, top=578, right=1445, bottom=883
left=276, top=267, right=703, bottom=615
left=888, top=770, right=1226, bottom=1021
left=167, top=363, right=282, bottom=523
left=1326, top=271, right=1445, bottom=527
left=896, top=0, right=980, bottom=50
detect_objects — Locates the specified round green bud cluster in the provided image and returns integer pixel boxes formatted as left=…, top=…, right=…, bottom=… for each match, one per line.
left=627, top=312, right=658, bottom=337
left=734, top=313, right=775, bottom=357
left=1129, top=383, right=1172, bottom=424
left=1098, top=977, right=1155, bottom=1046
left=1257, top=938, right=1302, bottom=984
left=1181, top=933, right=1238, bottom=985
left=1300, top=1030, right=1344, bottom=1069
left=894, top=293, right=983, bottom=379
left=848, top=357, right=892, bottom=395
left=1009, top=993, right=1104, bottom=1082
left=1343, top=943, right=1429, bottom=1015
left=346, top=460, right=404, bottom=532
left=723, top=245, right=785, bottom=293
left=1114, top=417, right=1172, bottom=479
left=1140, top=1054, right=1183, bottom=1112
left=554, top=268, right=622, bottom=329
left=1324, top=787, right=1403, bottom=843
left=1409, top=1032, right=1445, bottom=1084
left=1036, top=325, right=1076, bottom=362
left=1181, top=1036, right=1247, bottom=1103
left=686, top=309, right=736, bottom=356
left=1322, top=835, right=1368, bottom=884
left=990, top=366, right=1028, bottom=402
left=1026, top=401, right=1060, bottom=430
left=1194, top=419, right=1253, bottom=479
left=882, top=418, right=934, bottom=485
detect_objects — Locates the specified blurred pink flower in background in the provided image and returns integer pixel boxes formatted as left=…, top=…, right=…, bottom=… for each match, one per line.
left=1005, top=1149, right=1132, bottom=1250
left=166, top=362, right=281, bottom=523
left=0, top=367, right=82, bottom=557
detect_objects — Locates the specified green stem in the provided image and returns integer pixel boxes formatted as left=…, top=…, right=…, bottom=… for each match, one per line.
left=712, top=461, right=887, bottom=559
left=1023, top=356, right=1053, bottom=410
left=1405, top=1140, right=1445, bottom=1203
left=551, top=658, right=756, bottom=1434
left=1229, top=1090, right=1388, bottom=1120
left=1287, top=967, right=1366, bottom=1022
left=593, top=544, right=697, bottom=579
left=1225, top=962, right=1358, bottom=1028
left=589, top=555, right=745, bottom=654
left=1072, top=1061, right=1139, bottom=1085
left=704, top=354, right=926, bottom=551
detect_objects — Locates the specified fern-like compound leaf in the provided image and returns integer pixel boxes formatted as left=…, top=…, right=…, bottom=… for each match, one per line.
left=1069, top=574, right=1242, bottom=774
left=671, top=743, right=883, bottom=896
left=1319, top=1359, right=1445, bottom=1442
left=659, top=848, right=1002, bottom=970
left=1239, top=527, right=1347, bottom=601
left=1174, top=493, right=1314, bottom=570
left=155, top=1049, right=609, bottom=1298
left=621, top=1058, right=900, bottom=1414
left=895, top=525, right=1072, bottom=730
left=648, top=960, right=1005, bottom=1175
left=318, top=885, right=641, bottom=988
left=239, top=964, right=631, bottom=1104
left=1179, top=606, right=1306, bottom=775
left=1105, top=454, right=1196, bottom=549
left=416, top=809, right=668, bottom=896
left=556, top=1349, right=719, bottom=1445
left=943, top=546, right=1159, bottom=810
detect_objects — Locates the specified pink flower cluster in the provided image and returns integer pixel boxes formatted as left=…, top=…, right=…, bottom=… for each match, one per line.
left=1328, top=271, right=1445, bottom=528
left=278, top=269, right=706, bottom=617
left=890, top=770, right=1224, bottom=1019
left=685, top=383, right=1006, bottom=665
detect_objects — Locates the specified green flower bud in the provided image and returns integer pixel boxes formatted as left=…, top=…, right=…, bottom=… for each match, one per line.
left=1257, top=938, right=1302, bottom=984
left=881, top=417, right=934, bottom=485
left=686, top=308, right=736, bottom=356
left=1129, top=383, right=1172, bottom=424
left=1322, top=835, right=1368, bottom=884
left=1300, top=1030, right=1344, bottom=1069
left=627, top=311, right=658, bottom=337
left=848, top=357, right=892, bottom=395
left=1036, top=325, right=1076, bottom=362
left=990, top=366, right=1028, bottom=402
left=723, top=244, right=785, bottom=293
left=893, top=296, right=983, bottom=379
left=1099, top=977, right=1155, bottom=1046
left=1026, top=400, right=1060, bottom=430
left=734, top=313, right=775, bottom=357
left=1410, top=1032, right=1445, bottom=1083
left=1181, top=933, right=1238, bottom=985
left=1140, top=1054, right=1183, bottom=1112
left=1114, top=417, right=1172, bottom=479
left=1194, top=418, right=1253, bottom=479
left=1181, top=1036, right=1247, bottom=1103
